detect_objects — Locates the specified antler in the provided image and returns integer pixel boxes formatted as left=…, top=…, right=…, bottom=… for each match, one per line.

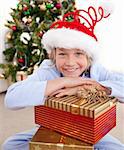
left=50, top=6, right=110, bottom=41
left=63, top=6, right=110, bottom=31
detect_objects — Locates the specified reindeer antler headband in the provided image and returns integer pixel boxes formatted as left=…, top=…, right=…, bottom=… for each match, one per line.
left=42, top=6, right=110, bottom=60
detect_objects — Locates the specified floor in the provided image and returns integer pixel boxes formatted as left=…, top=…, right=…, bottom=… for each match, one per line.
left=0, top=93, right=35, bottom=148
left=0, top=93, right=124, bottom=149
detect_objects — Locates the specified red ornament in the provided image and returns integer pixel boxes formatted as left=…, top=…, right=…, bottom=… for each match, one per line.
left=18, top=58, right=24, bottom=63
left=55, top=3, right=61, bottom=9
left=11, top=26, right=17, bottom=31
left=23, top=6, right=29, bottom=11
left=37, top=32, right=43, bottom=38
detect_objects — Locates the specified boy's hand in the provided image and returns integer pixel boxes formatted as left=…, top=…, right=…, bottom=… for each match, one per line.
left=50, top=86, right=78, bottom=97
left=50, top=79, right=111, bottom=97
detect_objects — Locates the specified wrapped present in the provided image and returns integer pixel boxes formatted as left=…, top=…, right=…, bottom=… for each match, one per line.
left=16, top=71, right=27, bottom=81
left=35, top=89, right=117, bottom=144
left=29, top=127, right=94, bottom=150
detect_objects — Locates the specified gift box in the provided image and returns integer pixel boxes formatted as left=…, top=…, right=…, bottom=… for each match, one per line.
left=16, top=71, right=27, bottom=81
left=29, top=127, right=94, bottom=150
left=35, top=96, right=117, bottom=144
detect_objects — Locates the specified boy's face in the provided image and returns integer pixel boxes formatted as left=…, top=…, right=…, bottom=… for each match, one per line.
left=55, top=48, right=89, bottom=77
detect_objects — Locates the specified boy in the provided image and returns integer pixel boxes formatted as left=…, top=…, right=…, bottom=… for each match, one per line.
left=2, top=7, right=124, bottom=150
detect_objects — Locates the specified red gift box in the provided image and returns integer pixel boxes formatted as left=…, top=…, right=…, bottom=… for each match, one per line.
left=35, top=96, right=116, bottom=144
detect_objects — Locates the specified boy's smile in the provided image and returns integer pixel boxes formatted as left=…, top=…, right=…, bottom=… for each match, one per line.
left=55, top=48, right=89, bottom=77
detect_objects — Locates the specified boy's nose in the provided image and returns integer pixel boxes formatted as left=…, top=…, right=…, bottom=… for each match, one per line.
left=65, top=56, right=76, bottom=66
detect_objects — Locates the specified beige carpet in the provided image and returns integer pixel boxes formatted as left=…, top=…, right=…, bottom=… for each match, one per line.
left=0, top=93, right=124, bottom=148
left=0, top=93, right=35, bottom=147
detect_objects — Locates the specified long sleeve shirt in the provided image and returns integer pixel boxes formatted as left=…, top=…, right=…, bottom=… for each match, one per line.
left=4, top=59, right=124, bottom=109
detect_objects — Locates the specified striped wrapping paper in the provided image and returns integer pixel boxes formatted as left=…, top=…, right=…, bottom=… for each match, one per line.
left=45, top=95, right=117, bottom=118
left=35, top=96, right=117, bottom=144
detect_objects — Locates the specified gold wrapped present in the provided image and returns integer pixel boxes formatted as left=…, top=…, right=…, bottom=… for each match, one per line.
left=35, top=88, right=117, bottom=144
left=45, top=94, right=117, bottom=119
left=29, top=127, right=94, bottom=150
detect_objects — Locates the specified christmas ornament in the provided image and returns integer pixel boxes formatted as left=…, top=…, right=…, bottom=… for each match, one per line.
left=0, top=74, right=5, bottom=79
left=67, top=16, right=73, bottom=22
left=0, top=74, right=9, bottom=92
left=13, top=52, right=18, bottom=66
left=36, top=17, right=40, bottom=24
left=18, top=58, right=25, bottom=63
left=23, top=6, right=29, bottom=11
left=20, top=32, right=31, bottom=44
left=13, top=60, right=17, bottom=66
left=27, top=16, right=32, bottom=23
left=39, top=3, right=46, bottom=11
left=37, top=31, right=43, bottom=38
left=27, top=67, right=33, bottom=74
left=55, top=3, right=62, bottom=9
left=22, top=16, right=28, bottom=24
left=17, top=4, right=23, bottom=10
left=11, top=26, right=17, bottom=31
left=2, top=0, right=76, bottom=82
left=6, top=31, right=12, bottom=40
left=46, top=3, right=54, bottom=9
left=16, top=71, right=27, bottom=81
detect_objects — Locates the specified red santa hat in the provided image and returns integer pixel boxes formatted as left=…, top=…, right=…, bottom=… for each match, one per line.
left=42, top=6, right=111, bottom=60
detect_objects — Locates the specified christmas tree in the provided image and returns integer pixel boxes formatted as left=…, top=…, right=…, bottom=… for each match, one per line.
left=0, top=0, right=76, bottom=82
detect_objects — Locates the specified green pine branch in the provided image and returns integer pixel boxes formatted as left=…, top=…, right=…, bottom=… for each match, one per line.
left=0, top=0, right=76, bottom=82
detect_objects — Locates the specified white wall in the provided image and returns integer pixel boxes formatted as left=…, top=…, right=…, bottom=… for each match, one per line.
left=76, top=0, right=124, bottom=73
left=0, top=0, right=17, bottom=63
left=1, top=0, right=124, bottom=72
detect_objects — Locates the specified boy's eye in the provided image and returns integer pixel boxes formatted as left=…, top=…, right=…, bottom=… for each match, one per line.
left=75, top=52, right=84, bottom=56
left=58, top=53, right=66, bottom=56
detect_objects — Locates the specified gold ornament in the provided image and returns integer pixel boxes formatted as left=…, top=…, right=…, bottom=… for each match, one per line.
left=27, top=16, right=32, bottom=24
left=16, top=71, right=27, bottom=81
left=0, top=74, right=5, bottom=79
left=27, top=67, right=33, bottom=74
left=39, top=3, right=46, bottom=11
left=6, top=31, right=12, bottom=40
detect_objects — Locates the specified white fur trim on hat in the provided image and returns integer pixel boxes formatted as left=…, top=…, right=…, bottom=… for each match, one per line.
left=41, top=28, right=99, bottom=61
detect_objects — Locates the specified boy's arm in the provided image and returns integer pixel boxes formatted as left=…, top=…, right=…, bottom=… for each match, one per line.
left=5, top=68, right=93, bottom=109
left=4, top=71, right=48, bottom=109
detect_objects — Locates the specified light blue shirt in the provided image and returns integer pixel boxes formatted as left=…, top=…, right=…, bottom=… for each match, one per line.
left=4, top=59, right=124, bottom=109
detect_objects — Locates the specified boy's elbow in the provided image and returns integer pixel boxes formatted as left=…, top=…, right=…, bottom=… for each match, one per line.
left=4, top=91, right=24, bottom=110
left=4, top=92, right=16, bottom=109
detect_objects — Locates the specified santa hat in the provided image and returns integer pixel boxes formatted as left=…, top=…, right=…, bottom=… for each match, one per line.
left=41, top=6, right=111, bottom=60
